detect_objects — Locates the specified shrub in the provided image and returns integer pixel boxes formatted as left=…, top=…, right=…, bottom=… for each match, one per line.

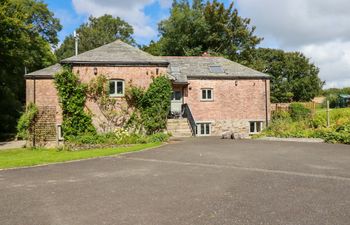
left=147, top=132, right=170, bottom=143
left=289, top=103, right=311, bottom=121
left=272, top=110, right=291, bottom=120
left=16, top=103, right=38, bottom=140
left=126, top=75, right=172, bottom=135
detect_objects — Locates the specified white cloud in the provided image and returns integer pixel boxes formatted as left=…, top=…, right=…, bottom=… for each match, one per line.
left=238, top=0, right=350, bottom=88
left=72, top=0, right=160, bottom=39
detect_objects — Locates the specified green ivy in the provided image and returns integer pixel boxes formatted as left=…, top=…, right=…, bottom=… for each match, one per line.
left=16, top=102, right=38, bottom=140
left=54, top=68, right=96, bottom=138
left=126, top=75, right=172, bottom=134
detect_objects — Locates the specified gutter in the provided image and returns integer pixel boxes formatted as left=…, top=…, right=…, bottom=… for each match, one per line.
left=187, top=75, right=271, bottom=80
left=60, top=61, right=169, bottom=67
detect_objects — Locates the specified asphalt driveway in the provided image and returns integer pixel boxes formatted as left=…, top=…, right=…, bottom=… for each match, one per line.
left=1, top=138, right=350, bottom=225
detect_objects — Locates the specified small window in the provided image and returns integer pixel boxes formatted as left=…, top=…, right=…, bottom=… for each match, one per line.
left=170, top=66, right=180, bottom=73
left=57, top=125, right=64, bottom=141
left=109, top=80, right=124, bottom=97
left=249, top=121, right=264, bottom=134
left=172, top=91, right=182, bottom=101
left=209, top=66, right=224, bottom=73
left=196, top=123, right=211, bottom=136
left=201, top=88, right=213, bottom=101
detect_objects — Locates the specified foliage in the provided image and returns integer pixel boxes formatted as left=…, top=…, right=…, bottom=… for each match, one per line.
left=0, top=0, right=61, bottom=137
left=0, top=143, right=162, bottom=169
left=251, top=48, right=323, bottom=103
left=55, top=14, right=135, bottom=60
left=289, top=103, right=311, bottom=121
left=143, top=0, right=262, bottom=65
left=66, top=130, right=169, bottom=148
left=54, top=68, right=96, bottom=138
left=126, top=76, right=172, bottom=134
left=321, top=87, right=350, bottom=108
left=16, top=102, right=38, bottom=139
left=147, top=132, right=170, bottom=143
left=271, top=110, right=291, bottom=121
left=259, top=108, right=350, bottom=144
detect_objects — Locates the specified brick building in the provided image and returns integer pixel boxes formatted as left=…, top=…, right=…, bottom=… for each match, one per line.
left=25, top=40, right=270, bottom=140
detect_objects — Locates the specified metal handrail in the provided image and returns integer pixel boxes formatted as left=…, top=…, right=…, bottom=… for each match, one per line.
left=182, top=103, right=196, bottom=136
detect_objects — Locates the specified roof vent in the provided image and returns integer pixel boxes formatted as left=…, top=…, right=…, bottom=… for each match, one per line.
left=209, top=66, right=224, bottom=73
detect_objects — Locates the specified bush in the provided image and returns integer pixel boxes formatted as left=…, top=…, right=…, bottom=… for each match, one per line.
left=16, top=103, right=38, bottom=140
left=147, top=132, right=170, bottom=143
left=272, top=110, right=291, bottom=120
left=289, top=103, right=311, bottom=121
left=66, top=130, right=170, bottom=149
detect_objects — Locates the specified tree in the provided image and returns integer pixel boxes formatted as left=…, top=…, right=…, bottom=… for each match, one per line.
left=0, top=0, right=61, bottom=138
left=55, top=15, right=135, bottom=61
left=142, top=0, right=262, bottom=65
left=251, top=48, right=324, bottom=103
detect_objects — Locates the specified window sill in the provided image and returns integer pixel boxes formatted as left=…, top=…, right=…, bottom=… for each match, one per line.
left=200, top=99, right=214, bottom=102
left=109, top=95, right=125, bottom=98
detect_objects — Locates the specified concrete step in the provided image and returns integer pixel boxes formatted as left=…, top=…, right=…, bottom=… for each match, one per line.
left=167, top=118, right=193, bottom=137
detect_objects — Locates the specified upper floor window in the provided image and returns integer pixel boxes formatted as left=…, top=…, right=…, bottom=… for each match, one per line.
left=201, top=88, right=213, bottom=101
left=109, top=80, right=124, bottom=97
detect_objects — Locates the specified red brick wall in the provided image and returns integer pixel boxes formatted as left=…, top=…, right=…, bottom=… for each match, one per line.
left=72, top=66, right=167, bottom=88
left=184, top=79, right=270, bottom=122
left=26, top=79, right=62, bottom=124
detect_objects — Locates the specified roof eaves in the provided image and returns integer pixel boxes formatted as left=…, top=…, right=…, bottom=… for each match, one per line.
left=60, top=60, right=169, bottom=66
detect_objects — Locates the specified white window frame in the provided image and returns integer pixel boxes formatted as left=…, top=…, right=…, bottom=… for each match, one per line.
left=57, top=124, right=64, bottom=141
left=201, top=88, right=213, bottom=101
left=109, top=79, right=125, bottom=97
left=249, top=121, right=264, bottom=134
left=196, top=122, right=212, bottom=136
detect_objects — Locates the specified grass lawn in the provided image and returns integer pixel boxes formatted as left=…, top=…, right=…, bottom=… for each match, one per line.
left=0, top=142, right=162, bottom=170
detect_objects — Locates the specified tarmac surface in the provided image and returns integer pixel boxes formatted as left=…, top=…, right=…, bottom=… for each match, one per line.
left=1, top=137, right=350, bottom=225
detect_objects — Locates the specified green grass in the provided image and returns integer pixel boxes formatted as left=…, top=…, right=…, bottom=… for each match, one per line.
left=0, top=142, right=162, bottom=169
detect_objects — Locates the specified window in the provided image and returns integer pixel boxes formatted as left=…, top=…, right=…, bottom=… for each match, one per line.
left=201, top=88, right=213, bottom=101
left=196, top=123, right=211, bottom=136
left=57, top=125, right=64, bottom=141
left=171, top=91, right=182, bottom=101
left=109, top=80, right=124, bottom=97
left=249, top=121, right=264, bottom=134
left=209, top=66, right=224, bottom=73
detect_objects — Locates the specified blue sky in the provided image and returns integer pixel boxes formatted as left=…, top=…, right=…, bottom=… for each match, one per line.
left=44, top=0, right=350, bottom=88
left=44, top=0, right=233, bottom=46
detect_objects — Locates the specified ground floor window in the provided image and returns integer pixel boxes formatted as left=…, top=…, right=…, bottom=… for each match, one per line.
left=196, top=122, right=211, bottom=136
left=249, top=121, right=264, bottom=134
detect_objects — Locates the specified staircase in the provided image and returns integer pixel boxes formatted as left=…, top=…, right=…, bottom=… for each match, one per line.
left=167, top=118, right=193, bottom=137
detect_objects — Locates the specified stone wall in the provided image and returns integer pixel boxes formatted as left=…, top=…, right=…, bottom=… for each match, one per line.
left=184, top=78, right=270, bottom=135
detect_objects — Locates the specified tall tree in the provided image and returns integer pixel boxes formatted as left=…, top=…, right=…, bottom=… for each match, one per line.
left=0, top=0, right=61, bottom=138
left=251, top=48, right=324, bottom=103
left=55, top=15, right=135, bottom=61
left=143, top=0, right=262, bottom=65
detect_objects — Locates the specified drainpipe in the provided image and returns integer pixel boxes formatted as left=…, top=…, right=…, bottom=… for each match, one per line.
left=265, top=79, right=269, bottom=127
left=33, top=76, right=36, bottom=148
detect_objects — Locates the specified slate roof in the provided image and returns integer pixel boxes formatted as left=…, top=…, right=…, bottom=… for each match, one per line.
left=25, top=41, right=269, bottom=81
left=61, top=40, right=168, bottom=65
left=161, top=56, right=269, bottom=83
left=25, top=64, right=63, bottom=78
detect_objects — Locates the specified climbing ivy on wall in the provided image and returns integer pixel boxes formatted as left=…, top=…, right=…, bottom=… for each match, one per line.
left=16, top=102, right=38, bottom=140
left=126, top=75, right=172, bottom=134
left=54, top=68, right=96, bottom=138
